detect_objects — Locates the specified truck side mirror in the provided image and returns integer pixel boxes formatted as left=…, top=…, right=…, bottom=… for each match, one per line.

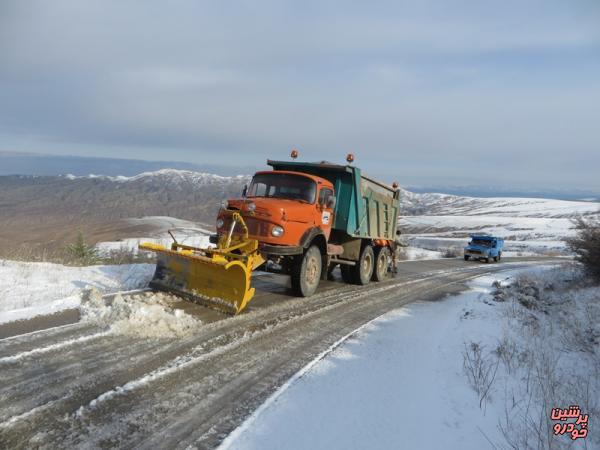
left=242, top=185, right=247, bottom=197
left=326, top=196, right=336, bottom=209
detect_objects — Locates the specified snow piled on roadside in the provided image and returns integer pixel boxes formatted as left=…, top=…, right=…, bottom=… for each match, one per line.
left=80, top=289, right=199, bottom=338
left=0, top=260, right=154, bottom=324
left=222, top=264, right=597, bottom=450
left=398, top=245, right=444, bottom=260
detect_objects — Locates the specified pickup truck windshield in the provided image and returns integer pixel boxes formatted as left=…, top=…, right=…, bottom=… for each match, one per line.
left=471, top=239, right=492, bottom=247
left=247, top=173, right=317, bottom=203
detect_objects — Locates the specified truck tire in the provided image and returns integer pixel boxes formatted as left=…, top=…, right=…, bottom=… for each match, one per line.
left=291, top=245, right=322, bottom=297
left=464, top=255, right=470, bottom=261
left=493, top=256, right=498, bottom=262
left=485, top=257, right=490, bottom=263
left=352, top=245, right=374, bottom=285
left=372, top=246, right=390, bottom=282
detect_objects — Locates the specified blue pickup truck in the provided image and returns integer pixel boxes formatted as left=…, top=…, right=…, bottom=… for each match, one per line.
left=464, top=235, right=504, bottom=263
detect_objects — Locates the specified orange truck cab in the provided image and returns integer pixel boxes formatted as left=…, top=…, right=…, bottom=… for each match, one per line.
left=214, top=159, right=401, bottom=297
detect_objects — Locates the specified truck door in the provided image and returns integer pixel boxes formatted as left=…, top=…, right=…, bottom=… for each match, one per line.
left=318, top=187, right=335, bottom=239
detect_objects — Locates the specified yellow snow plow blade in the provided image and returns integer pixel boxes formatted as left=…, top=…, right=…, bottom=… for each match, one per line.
left=139, top=213, right=265, bottom=314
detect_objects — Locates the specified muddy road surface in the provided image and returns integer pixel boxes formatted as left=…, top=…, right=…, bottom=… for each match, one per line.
left=0, top=257, right=563, bottom=449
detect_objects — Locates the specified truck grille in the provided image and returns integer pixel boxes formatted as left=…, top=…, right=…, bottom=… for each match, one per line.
left=223, top=216, right=269, bottom=237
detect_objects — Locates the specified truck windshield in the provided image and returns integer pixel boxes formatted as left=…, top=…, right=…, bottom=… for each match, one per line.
left=247, top=173, right=317, bottom=203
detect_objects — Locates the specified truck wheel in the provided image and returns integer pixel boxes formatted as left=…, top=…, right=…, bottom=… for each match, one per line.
left=485, top=257, right=490, bottom=263
left=493, top=256, right=498, bottom=262
left=352, top=245, right=374, bottom=285
left=464, top=255, right=470, bottom=261
left=372, top=246, right=391, bottom=282
left=291, top=245, right=322, bottom=297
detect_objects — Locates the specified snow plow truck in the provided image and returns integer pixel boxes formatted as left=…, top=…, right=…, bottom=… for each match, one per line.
left=140, top=153, right=401, bottom=314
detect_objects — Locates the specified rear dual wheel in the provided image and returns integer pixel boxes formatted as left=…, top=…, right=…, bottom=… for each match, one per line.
left=372, top=246, right=391, bottom=282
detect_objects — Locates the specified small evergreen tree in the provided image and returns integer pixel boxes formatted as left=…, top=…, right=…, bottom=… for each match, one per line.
left=66, top=231, right=99, bottom=264
left=567, top=215, right=600, bottom=282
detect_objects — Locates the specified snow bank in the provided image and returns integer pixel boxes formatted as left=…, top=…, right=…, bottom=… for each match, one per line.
left=222, top=264, right=598, bottom=450
left=81, top=289, right=199, bottom=338
left=0, top=260, right=154, bottom=324
left=398, top=246, right=444, bottom=260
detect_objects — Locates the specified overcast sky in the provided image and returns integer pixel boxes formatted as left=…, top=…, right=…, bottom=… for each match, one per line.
left=1, top=1, right=599, bottom=189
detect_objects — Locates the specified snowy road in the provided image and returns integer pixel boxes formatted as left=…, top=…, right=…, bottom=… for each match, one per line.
left=0, top=257, right=563, bottom=449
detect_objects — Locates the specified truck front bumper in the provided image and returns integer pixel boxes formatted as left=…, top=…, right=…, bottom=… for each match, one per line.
left=260, top=243, right=304, bottom=256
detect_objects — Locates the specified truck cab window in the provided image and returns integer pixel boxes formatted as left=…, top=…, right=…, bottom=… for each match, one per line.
left=319, top=188, right=334, bottom=207
left=247, top=173, right=317, bottom=203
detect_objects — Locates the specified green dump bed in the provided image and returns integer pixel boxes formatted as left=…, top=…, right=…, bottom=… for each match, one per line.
left=267, top=160, right=400, bottom=240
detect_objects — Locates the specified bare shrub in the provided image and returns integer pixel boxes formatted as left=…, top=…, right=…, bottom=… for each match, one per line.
left=98, top=248, right=151, bottom=265
left=495, top=335, right=518, bottom=374
left=566, top=215, right=600, bottom=282
left=462, top=341, right=500, bottom=409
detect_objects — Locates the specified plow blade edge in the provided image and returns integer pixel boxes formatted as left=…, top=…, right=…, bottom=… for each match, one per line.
left=143, top=245, right=256, bottom=314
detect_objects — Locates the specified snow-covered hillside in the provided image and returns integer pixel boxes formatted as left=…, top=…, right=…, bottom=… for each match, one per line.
left=95, top=216, right=212, bottom=256
left=58, top=169, right=599, bottom=255
left=399, top=188, right=599, bottom=255
left=399, top=188, right=599, bottom=217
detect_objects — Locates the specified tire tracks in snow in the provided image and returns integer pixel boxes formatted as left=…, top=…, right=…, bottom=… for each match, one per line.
left=0, top=258, right=558, bottom=449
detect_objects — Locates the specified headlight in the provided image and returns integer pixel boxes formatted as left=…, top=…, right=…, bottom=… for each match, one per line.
left=216, top=218, right=224, bottom=229
left=221, top=200, right=229, bottom=209
left=271, top=225, right=284, bottom=237
left=247, top=202, right=256, bottom=213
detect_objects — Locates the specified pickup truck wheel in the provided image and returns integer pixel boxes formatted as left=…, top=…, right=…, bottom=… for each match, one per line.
left=291, top=245, right=322, bottom=297
left=353, top=245, right=374, bottom=285
left=372, top=246, right=391, bottom=282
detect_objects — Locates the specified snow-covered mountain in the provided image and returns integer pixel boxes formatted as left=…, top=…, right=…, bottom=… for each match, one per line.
left=1, top=168, right=597, bottom=258
left=399, top=187, right=599, bottom=218
left=63, top=169, right=251, bottom=190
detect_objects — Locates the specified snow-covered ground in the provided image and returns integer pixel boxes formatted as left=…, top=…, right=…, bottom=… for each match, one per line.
left=95, top=216, right=212, bottom=256
left=398, top=245, right=444, bottom=260
left=0, top=260, right=154, bottom=324
left=222, top=265, right=598, bottom=450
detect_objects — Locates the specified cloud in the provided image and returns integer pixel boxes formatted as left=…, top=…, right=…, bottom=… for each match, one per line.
left=0, top=0, right=599, bottom=189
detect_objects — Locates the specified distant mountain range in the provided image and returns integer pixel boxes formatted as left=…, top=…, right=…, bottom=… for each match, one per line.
left=0, top=170, right=248, bottom=257
left=1, top=168, right=597, bottom=260
left=0, top=151, right=258, bottom=177
left=1, top=151, right=598, bottom=200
